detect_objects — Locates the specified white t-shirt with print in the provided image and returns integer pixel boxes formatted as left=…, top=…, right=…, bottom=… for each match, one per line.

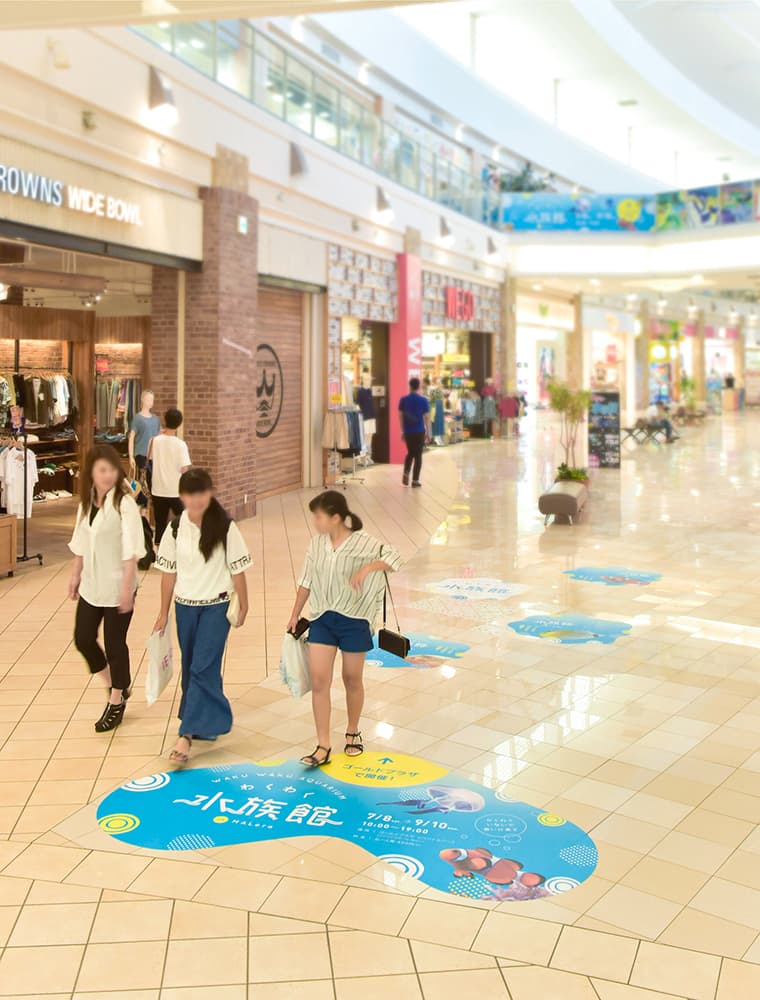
left=156, top=510, right=252, bottom=602
left=69, top=489, right=146, bottom=607
left=150, top=434, right=191, bottom=498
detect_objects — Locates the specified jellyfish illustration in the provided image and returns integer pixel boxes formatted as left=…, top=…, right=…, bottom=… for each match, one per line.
left=379, top=785, right=486, bottom=815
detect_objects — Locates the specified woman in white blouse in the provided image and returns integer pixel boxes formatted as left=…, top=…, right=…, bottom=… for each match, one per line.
left=68, top=444, right=146, bottom=733
left=287, top=490, right=402, bottom=767
left=154, top=468, right=251, bottom=766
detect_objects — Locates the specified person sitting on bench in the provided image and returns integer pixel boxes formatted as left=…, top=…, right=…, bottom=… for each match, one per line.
left=647, top=401, right=679, bottom=443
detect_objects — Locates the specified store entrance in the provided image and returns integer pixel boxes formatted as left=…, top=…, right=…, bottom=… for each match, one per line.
left=340, top=318, right=390, bottom=464
left=0, top=238, right=153, bottom=566
left=421, top=328, right=493, bottom=442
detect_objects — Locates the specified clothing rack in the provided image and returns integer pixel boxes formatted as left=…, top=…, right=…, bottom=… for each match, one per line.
left=322, top=407, right=365, bottom=488
left=8, top=430, right=43, bottom=567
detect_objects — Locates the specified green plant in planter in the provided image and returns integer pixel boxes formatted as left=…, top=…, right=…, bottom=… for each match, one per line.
left=681, top=374, right=697, bottom=412
left=547, top=380, right=592, bottom=479
left=556, top=463, right=589, bottom=483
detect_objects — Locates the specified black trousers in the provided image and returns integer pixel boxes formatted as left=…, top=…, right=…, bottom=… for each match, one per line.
left=136, top=453, right=152, bottom=491
left=74, top=597, right=134, bottom=691
left=403, top=431, right=426, bottom=482
left=152, top=495, right=184, bottom=544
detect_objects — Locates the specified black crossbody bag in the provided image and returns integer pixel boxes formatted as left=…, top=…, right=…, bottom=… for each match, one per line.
left=377, top=547, right=410, bottom=658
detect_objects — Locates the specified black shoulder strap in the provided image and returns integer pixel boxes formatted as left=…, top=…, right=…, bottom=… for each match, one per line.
left=171, top=516, right=181, bottom=540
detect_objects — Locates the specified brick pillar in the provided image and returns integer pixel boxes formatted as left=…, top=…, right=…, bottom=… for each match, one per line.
left=184, top=187, right=258, bottom=521
left=150, top=266, right=179, bottom=415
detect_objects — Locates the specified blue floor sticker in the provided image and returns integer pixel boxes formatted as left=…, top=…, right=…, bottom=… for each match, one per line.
left=365, top=632, right=471, bottom=668
left=564, top=567, right=662, bottom=586
left=97, top=752, right=598, bottom=903
left=509, top=613, right=631, bottom=645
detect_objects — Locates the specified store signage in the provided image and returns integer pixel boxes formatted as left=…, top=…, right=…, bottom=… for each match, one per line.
left=0, top=162, right=143, bottom=226
left=588, top=390, right=621, bottom=469
left=509, top=613, right=631, bottom=645
left=255, top=343, right=283, bottom=438
left=96, top=752, right=598, bottom=903
left=445, top=286, right=475, bottom=322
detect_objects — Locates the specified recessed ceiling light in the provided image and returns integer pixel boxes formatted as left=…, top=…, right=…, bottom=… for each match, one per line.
left=691, top=273, right=704, bottom=284
left=589, top=278, right=601, bottom=287
left=532, top=283, right=543, bottom=292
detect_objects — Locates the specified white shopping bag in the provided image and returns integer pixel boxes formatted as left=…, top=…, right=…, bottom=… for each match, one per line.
left=145, top=629, right=174, bottom=706
left=279, top=633, right=311, bottom=698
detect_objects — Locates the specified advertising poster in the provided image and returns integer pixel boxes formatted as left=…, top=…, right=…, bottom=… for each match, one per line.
left=720, top=182, right=753, bottom=225
left=366, top=632, right=470, bottom=668
left=509, top=613, right=631, bottom=645
left=501, top=193, right=655, bottom=232
left=655, top=186, right=719, bottom=230
left=564, top=566, right=662, bottom=586
left=96, top=752, right=598, bottom=903
left=588, top=391, right=621, bottom=469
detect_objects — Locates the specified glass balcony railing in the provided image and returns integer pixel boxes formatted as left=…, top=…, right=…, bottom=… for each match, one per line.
left=133, top=20, right=502, bottom=229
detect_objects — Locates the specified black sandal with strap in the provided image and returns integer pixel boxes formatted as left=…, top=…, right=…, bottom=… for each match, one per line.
left=344, top=732, right=364, bottom=757
left=301, top=745, right=332, bottom=768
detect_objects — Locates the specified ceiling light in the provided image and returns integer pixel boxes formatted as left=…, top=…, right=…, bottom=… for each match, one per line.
left=455, top=124, right=464, bottom=142
left=691, top=273, right=704, bottom=284
left=439, top=216, right=454, bottom=247
left=717, top=155, right=733, bottom=162
left=358, top=61, right=371, bottom=85
left=189, top=38, right=205, bottom=49
left=376, top=186, right=394, bottom=222
left=148, top=66, right=178, bottom=127
left=626, top=292, right=638, bottom=302
left=485, top=236, right=500, bottom=261
left=618, top=98, right=638, bottom=107
left=492, top=145, right=501, bottom=162
left=589, top=278, right=600, bottom=287
left=532, top=283, right=543, bottom=292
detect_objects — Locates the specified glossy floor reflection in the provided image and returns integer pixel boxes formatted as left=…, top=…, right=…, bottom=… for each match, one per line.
left=1, top=410, right=759, bottom=998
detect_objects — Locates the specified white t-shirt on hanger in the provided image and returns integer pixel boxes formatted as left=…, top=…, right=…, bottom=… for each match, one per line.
left=0, top=445, right=38, bottom=518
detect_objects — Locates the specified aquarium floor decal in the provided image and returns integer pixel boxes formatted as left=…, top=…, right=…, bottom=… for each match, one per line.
left=508, top=613, right=632, bottom=645
left=96, top=752, right=598, bottom=903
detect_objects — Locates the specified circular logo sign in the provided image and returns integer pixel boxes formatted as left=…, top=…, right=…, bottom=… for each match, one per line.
left=255, top=343, right=283, bottom=439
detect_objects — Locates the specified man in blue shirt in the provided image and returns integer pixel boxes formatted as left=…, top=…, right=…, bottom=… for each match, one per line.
left=398, top=378, right=431, bottom=488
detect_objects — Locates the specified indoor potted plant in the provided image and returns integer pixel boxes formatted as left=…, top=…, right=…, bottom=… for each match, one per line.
left=547, top=380, right=591, bottom=483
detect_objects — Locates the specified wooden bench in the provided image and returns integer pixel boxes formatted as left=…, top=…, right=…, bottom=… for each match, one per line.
left=538, top=481, right=589, bottom=526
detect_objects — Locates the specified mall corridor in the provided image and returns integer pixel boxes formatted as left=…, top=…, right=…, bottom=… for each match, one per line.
left=0, top=415, right=759, bottom=997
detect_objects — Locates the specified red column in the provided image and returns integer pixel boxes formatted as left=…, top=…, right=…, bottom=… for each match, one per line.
left=389, top=253, right=422, bottom=465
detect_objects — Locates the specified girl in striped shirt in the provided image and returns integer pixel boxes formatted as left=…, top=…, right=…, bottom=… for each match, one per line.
left=288, top=491, right=402, bottom=767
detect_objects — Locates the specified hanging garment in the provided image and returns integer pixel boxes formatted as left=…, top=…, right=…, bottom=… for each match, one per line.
left=0, top=445, right=38, bottom=518
left=355, top=386, right=376, bottom=421
left=432, top=398, right=445, bottom=437
left=322, top=411, right=350, bottom=451
left=482, top=394, right=497, bottom=422
left=0, top=376, right=11, bottom=428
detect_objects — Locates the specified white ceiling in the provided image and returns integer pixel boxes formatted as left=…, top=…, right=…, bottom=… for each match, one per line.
left=397, top=0, right=760, bottom=188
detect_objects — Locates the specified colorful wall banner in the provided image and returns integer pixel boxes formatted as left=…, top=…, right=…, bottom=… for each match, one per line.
left=655, top=186, right=720, bottom=231
left=720, top=182, right=754, bottom=225
left=564, top=567, right=662, bottom=586
left=366, top=632, right=471, bottom=668
left=426, top=578, right=526, bottom=600
left=501, top=192, right=655, bottom=232
left=96, top=752, right=598, bottom=903
left=508, top=613, right=631, bottom=645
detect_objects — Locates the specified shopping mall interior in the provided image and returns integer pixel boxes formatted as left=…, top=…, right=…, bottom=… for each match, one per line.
left=0, top=1, right=760, bottom=997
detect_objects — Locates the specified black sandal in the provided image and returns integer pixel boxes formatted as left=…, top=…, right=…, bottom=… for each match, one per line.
left=301, top=745, right=331, bottom=768
left=95, top=700, right=126, bottom=733
left=344, top=732, right=364, bottom=757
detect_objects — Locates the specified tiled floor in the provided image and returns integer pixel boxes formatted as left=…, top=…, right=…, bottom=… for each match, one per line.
left=1, top=410, right=760, bottom=998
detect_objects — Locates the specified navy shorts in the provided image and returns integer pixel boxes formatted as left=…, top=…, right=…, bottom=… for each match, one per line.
left=309, top=611, right=373, bottom=653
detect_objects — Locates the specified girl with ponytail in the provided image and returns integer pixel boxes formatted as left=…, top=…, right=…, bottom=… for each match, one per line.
left=154, top=468, right=252, bottom=766
left=287, top=490, right=403, bottom=767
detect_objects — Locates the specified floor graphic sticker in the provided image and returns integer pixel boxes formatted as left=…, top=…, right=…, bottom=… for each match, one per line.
left=97, top=752, right=598, bottom=903
left=426, top=578, right=527, bottom=601
left=366, top=633, right=471, bottom=668
left=509, top=613, right=632, bottom=645
left=564, top=567, right=662, bottom=587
